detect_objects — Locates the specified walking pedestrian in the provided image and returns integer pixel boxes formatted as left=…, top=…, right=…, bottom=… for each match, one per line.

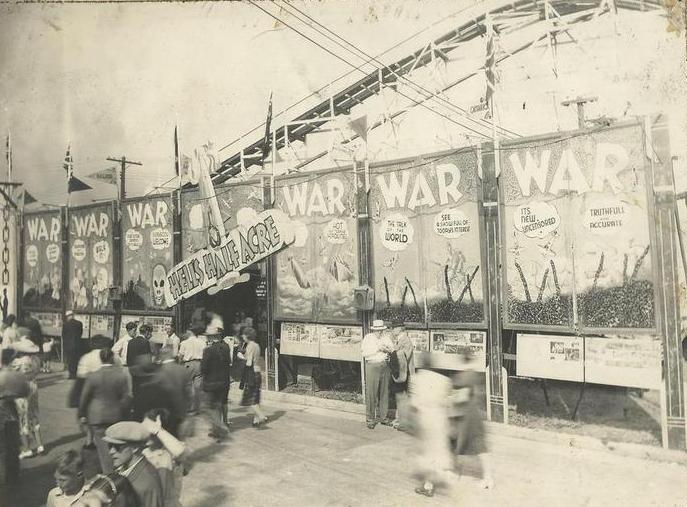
left=389, top=320, right=414, bottom=431
left=45, top=450, right=87, bottom=507
left=178, top=330, right=206, bottom=415
left=150, top=346, right=192, bottom=437
left=62, top=311, right=84, bottom=379
left=112, top=321, right=137, bottom=367
left=361, top=319, right=394, bottom=429
left=103, top=421, right=163, bottom=507
left=161, top=323, right=180, bottom=361
left=201, top=324, right=232, bottom=440
left=76, top=335, right=113, bottom=379
left=0, top=348, right=29, bottom=487
left=238, top=327, right=267, bottom=427
left=12, top=329, right=45, bottom=459
left=78, top=348, right=133, bottom=474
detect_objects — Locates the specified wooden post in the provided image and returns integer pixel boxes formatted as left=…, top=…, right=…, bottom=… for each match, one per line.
left=648, top=116, right=685, bottom=449
left=481, top=141, right=506, bottom=423
left=172, top=189, right=184, bottom=337
left=263, top=176, right=278, bottom=391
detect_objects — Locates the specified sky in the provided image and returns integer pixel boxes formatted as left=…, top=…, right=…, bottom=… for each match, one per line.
left=0, top=0, right=474, bottom=205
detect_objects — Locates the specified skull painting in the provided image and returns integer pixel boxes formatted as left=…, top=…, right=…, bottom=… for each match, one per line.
left=152, top=264, right=167, bottom=306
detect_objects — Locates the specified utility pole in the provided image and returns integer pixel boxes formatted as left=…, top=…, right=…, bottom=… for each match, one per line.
left=561, top=96, right=598, bottom=129
left=106, top=156, right=142, bottom=200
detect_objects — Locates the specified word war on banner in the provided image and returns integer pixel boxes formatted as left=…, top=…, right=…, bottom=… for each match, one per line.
left=163, top=209, right=296, bottom=307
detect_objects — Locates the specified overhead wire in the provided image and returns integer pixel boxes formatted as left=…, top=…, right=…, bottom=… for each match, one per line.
left=278, top=0, right=520, bottom=139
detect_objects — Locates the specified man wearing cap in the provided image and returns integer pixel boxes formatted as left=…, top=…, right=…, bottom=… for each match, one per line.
left=361, top=319, right=394, bottom=429
left=61, top=311, right=84, bottom=379
left=104, top=421, right=163, bottom=507
left=113, top=321, right=138, bottom=367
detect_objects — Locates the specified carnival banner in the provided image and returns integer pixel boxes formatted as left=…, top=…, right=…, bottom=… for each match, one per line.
left=501, top=123, right=654, bottom=330
left=67, top=204, right=114, bottom=311
left=274, top=170, right=358, bottom=322
left=23, top=211, right=62, bottom=310
left=370, top=150, right=483, bottom=324
left=279, top=322, right=319, bottom=357
left=181, top=181, right=264, bottom=260
left=121, top=197, right=174, bottom=311
left=164, top=208, right=295, bottom=307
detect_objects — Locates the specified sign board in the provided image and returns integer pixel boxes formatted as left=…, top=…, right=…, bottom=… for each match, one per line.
left=585, top=336, right=661, bottom=389
left=119, top=314, right=172, bottom=344
left=33, top=312, right=62, bottom=337
left=164, top=209, right=295, bottom=307
left=319, top=325, right=363, bottom=361
left=421, top=330, right=486, bottom=371
left=90, top=314, right=116, bottom=339
left=73, top=314, right=91, bottom=339
left=279, top=322, right=319, bottom=358
left=516, top=333, right=584, bottom=381
left=22, top=211, right=62, bottom=311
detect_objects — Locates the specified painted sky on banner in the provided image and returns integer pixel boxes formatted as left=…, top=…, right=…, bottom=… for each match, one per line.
left=368, top=151, right=483, bottom=324
left=23, top=210, right=62, bottom=310
left=274, top=170, right=358, bottom=322
left=121, top=196, right=174, bottom=311
left=68, top=204, right=114, bottom=312
left=501, top=123, right=655, bottom=330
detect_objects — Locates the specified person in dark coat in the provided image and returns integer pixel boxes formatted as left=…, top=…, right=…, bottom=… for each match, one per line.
left=79, top=348, right=132, bottom=474
left=23, top=311, right=46, bottom=372
left=62, top=311, right=84, bottom=379
left=127, top=324, right=153, bottom=368
left=201, top=331, right=232, bottom=440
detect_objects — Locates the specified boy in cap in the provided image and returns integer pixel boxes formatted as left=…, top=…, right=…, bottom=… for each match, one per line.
left=103, top=421, right=163, bottom=507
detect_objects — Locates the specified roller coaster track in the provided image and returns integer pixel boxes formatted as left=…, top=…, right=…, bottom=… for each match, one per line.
left=211, top=0, right=663, bottom=185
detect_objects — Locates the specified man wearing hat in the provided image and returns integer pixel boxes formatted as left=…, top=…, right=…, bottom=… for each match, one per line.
left=61, top=311, right=84, bottom=379
left=361, top=319, right=395, bottom=429
left=103, top=421, right=162, bottom=507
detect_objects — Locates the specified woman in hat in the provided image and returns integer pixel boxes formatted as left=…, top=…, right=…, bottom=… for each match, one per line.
left=238, top=327, right=268, bottom=427
left=11, top=327, right=45, bottom=458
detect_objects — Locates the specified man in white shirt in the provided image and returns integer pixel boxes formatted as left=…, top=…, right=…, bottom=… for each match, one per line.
left=361, top=319, right=394, bottom=429
left=76, top=335, right=112, bottom=378
left=179, top=330, right=207, bottom=414
left=161, top=323, right=180, bottom=361
left=112, top=321, right=138, bottom=366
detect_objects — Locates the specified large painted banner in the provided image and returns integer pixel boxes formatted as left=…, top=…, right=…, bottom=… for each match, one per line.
left=369, top=150, right=484, bottom=324
left=23, top=211, right=62, bottom=310
left=181, top=181, right=264, bottom=260
left=121, top=197, right=174, bottom=311
left=274, top=170, right=359, bottom=322
left=67, top=204, right=114, bottom=312
left=501, top=123, right=655, bottom=330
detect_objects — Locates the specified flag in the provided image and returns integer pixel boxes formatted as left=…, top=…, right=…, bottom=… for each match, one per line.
left=21, top=190, right=37, bottom=207
left=87, top=166, right=118, bottom=186
left=349, top=114, right=368, bottom=141
left=63, top=145, right=92, bottom=193
left=261, top=92, right=273, bottom=164
left=5, top=132, right=11, bottom=182
left=485, top=22, right=497, bottom=107
left=174, top=125, right=185, bottom=178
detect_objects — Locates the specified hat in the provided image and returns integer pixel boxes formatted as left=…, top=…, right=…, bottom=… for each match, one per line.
left=370, top=319, right=387, bottom=331
left=103, top=421, right=151, bottom=445
left=65, top=310, right=74, bottom=317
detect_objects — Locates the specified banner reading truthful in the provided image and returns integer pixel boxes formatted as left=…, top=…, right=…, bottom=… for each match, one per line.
left=23, top=211, right=62, bottom=310
left=67, top=204, right=114, bottom=311
left=121, top=196, right=174, bottom=311
left=274, top=170, right=359, bottom=322
left=500, top=123, right=654, bottom=330
left=181, top=181, right=264, bottom=260
left=369, top=150, right=483, bottom=324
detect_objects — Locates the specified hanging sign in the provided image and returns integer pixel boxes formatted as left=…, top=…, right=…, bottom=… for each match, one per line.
left=164, top=209, right=295, bottom=307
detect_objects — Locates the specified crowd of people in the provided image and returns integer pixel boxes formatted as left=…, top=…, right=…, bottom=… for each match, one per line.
left=362, top=318, right=493, bottom=498
left=0, top=308, right=265, bottom=506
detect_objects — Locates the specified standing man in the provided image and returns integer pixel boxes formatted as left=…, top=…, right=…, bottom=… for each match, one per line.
left=178, top=330, right=207, bottom=415
left=161, top=323, right=180, bottom=361
left=112, top=321, right=137, bottom=367
left=201, top=330, right=232, bottom=441
left=389, top=320, right=415, bottom=430
left=361, top=319, right=394, bottom=429
left=103, top=421, right=163, bottom=507
left=127, top=324, right=153, bottom=368
left=61, top=311, right=83, bottom=380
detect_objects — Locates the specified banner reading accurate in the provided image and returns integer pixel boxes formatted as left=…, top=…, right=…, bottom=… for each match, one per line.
left=163, top=209, right=293, bottom=307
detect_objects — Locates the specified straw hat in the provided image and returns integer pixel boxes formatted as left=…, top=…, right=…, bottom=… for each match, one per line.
left=370, top=319, right=387, bottom=331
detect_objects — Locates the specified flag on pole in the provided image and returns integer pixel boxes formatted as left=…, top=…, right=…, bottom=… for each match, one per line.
left=21, top=189, right=37, bottom=207
left=485, top=22, right=497, bottom=108
left=349, top=114, right=368, bottom=141
left=87, top=166, right=118, bottom=186
left=63, top=145, right=92, bottom=193
left=261, top=92, right=273, bottom=165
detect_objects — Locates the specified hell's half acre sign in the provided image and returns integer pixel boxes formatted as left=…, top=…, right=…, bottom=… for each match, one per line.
left=163, top=208, right=295, bottom=307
